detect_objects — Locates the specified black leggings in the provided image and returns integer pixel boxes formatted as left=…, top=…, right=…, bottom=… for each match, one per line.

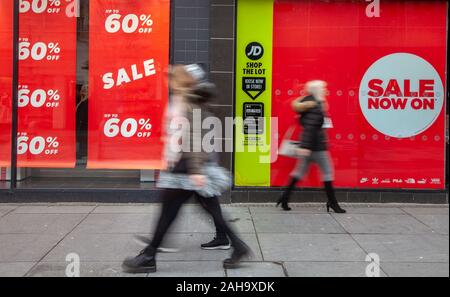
left=148, top=188, right=242, bottom=252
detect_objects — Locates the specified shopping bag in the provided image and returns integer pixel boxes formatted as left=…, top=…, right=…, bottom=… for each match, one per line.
left=279, top=126, right=299, bottom=158
left=322, top=116, right=334, bottom=129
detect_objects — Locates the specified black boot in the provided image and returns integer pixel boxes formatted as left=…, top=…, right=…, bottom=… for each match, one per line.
left=277, top=178, right=298, bottom=211
left=324, top=181, right=346, bottom=214
left=223, top=241, right=251, bottom=269
left=122, top=246, right=157, bottom=274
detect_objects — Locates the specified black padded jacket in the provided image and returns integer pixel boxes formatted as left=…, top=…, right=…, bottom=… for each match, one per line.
left=297, top=95, right=328, bottom=151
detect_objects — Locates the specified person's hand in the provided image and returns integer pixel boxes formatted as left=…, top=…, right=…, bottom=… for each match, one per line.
left=296, top=148, right=312, bottom=157
left=190, top=174, right=207, bottom=188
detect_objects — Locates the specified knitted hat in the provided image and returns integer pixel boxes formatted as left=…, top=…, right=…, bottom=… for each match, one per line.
left=184, top=64, right=207, bottom=82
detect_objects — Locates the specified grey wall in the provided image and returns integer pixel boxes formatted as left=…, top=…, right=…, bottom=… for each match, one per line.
left=171, top=0, right=235, bottom=172
left=172, top=0, right=210, bottom=70
left=209, top=0, right=235, bottom=171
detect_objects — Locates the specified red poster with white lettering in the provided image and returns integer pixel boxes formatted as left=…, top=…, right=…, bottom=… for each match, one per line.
left=0, top=0, right=13, bottom=168
left=88, top=0, right=170, bottom=169
left=271, top=0, right=447, bottom=189
left=18, top=0, right=77, bottom=168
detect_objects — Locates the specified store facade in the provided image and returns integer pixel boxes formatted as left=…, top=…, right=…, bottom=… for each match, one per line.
left=0, top=0, right=448, bottom=203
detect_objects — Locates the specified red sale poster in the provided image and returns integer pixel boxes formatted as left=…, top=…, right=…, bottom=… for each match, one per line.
left=0, top=0, right=13, bottom=167
left=88, top=0, right=170, bottom=169
left=271, top=0, right=447, bottom=189
left=18, top=0, right=77, bottom=168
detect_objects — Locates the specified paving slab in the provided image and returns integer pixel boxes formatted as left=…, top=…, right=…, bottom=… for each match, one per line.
left=332, top=214, right=433, bottom=234
left=150, top=261, right=225, bottom=277
left=258, top=233, right=367, bottom=262
left=0, top=203, right=447, bottom=277
left=353, top=234, right=449, bottom=263
left=284, top=261, right=387, bottom=277
left=0, top=234, right=63, bottom=262
left=249, top=206, right=328, bottom=214
left=13, top=205, right=96, bottom=214
left=28, top=261, right=226, bottom=277
left=75, top=211, right=254, bottom=234
left=250, top=206, right=404, bottom=215
left=93, top=205, right=161, bottom=214
left=0, top=262, right=36, bottom=277
left=0, top=206, right=17, bottom=217
left=0, top=213, right=86, bottom=235
left=42, top=233, right=141, bottom=262
left=407, top=215, right=449, bottom=235
left=340, top=207, right=405, bottom=215
left=402, top=207, right=449, bottom=216
left=252, top=213, right=345, bottom=234
left=74, top=213, right=156, bottom=234
left=226, top=262, right=285, bottom=277
left=43, top=232, right=263, bottom=263
left=26, top=261, right=146, bottom=277
left=381, top=262, right=449, bottom=277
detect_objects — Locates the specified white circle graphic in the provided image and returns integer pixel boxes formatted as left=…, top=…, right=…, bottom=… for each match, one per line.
left=359, top=53, right=444, bottom=138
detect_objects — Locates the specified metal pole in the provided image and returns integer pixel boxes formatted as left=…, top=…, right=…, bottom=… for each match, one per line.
left=10, top=0, right=20, bottom=192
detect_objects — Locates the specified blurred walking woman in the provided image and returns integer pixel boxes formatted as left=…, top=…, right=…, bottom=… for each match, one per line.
left=277, top=80, right=346, bottom=213
left=122, top=64, right=250, bottom=273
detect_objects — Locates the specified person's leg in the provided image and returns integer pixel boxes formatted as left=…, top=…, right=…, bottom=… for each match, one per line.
left=196, top=194, right=230, bottom=250
left=198, top=197, right=238, bottom=243
left=278, top=155, right=311, bottom=211
left=315, top=151, right=346, bottom=213
left=122, top=188, right=193, bottom=273
left=147, top=189, right=193, bottom=251
left=134, top=191, right=186, bottom=252
left=198, top=196, right=250, bottom=268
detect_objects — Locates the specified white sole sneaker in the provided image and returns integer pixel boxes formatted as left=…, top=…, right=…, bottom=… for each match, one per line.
left=201, top=244, right=231, bottom=250
left=157, top=247, right=180, bottom=253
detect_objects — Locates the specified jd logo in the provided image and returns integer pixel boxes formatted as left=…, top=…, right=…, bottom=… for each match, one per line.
left=246, top=42, right=264, bottom=60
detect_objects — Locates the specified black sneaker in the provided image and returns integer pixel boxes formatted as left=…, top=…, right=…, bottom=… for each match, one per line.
left=201, top=237, right=231, bottom=250
left=122, top=250, right=157, bottom=274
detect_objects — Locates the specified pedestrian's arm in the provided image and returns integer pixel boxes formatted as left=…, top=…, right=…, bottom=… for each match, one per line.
left=292, top=98, right=317, bottom=113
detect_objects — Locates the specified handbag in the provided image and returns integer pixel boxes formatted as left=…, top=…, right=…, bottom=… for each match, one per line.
left=157, top=162, right=231, bottom=198
left=279, top=126, right=300, bottom=158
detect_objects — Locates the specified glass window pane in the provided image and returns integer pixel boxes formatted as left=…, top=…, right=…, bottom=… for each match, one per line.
left=0, top=0, right=14, bottom=189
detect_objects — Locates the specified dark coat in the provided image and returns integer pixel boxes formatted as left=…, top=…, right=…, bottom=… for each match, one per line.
left=297, top=95, right=328, bottom=151
left=172, top=83, right=217, bottom=175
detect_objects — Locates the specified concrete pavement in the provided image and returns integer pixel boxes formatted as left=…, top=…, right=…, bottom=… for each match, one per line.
left=0, top=203, right=448, bottom=277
